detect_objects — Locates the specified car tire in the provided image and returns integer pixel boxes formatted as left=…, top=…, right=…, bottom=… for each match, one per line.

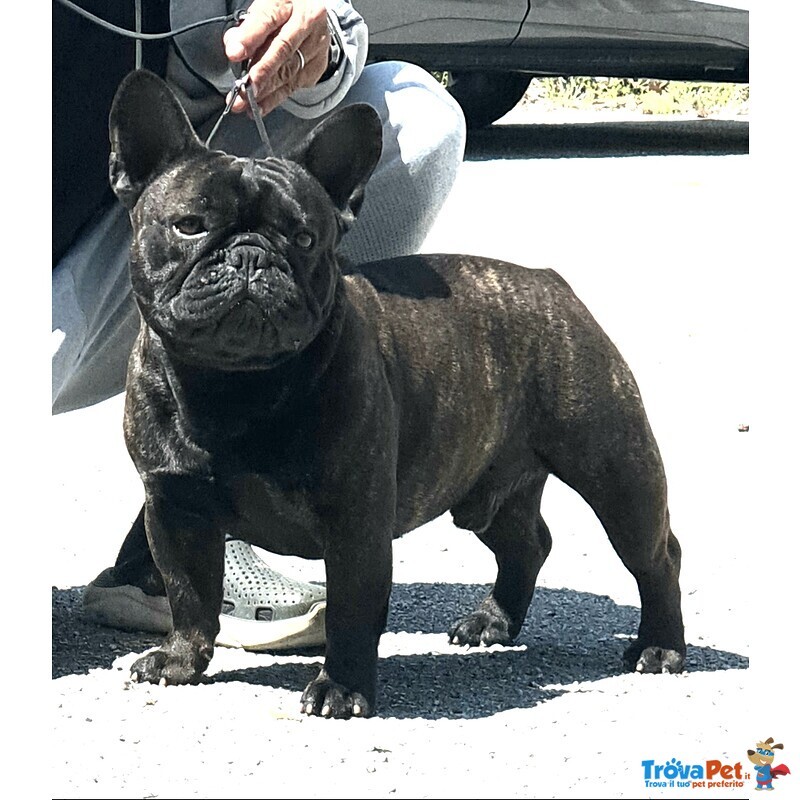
left=446, top=71, right=532, bottom=129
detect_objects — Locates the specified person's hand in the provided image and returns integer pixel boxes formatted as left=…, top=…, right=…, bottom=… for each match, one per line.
left=223, top=0, right=331, bottom=116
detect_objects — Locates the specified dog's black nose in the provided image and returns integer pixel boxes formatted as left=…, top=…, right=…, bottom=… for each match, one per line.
left=230, top=244, right=267, bottom=279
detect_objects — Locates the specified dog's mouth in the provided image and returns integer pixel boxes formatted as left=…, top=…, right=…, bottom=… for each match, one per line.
left=160, top=234, right=325, bottom=368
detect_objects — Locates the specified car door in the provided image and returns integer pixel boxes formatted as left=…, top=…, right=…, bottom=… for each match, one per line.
left=513, top=0, right=749, bottom=82
left=356, top=0, right=529, bottom=53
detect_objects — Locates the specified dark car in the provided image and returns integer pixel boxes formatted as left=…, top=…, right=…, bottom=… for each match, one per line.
left=356, top=0, right=749, bottom=127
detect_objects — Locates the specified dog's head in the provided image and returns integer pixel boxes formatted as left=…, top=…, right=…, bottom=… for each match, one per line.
left=747, top=738, right=784, bottom=767
left=109, top=69, right=382, bottom=370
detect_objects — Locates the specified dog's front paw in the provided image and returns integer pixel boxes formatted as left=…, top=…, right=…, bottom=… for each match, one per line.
left=625, top=643, right=685, bottom=674
left=301, top=669, right=373, bottom=719
left=130, top=639, right=211, bottom=686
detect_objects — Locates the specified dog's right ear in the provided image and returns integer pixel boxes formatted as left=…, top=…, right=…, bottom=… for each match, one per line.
left=109, top=70, right=204, bottom=209
left=288, top=103, right=383, bottom=232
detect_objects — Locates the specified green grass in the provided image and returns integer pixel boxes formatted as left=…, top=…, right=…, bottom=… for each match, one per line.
left=522, top=77, right=749, bottom=117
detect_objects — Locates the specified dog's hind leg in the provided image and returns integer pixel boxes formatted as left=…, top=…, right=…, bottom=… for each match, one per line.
left=542, top=419, right=686, bottom=674
left=591, top=475, right=685, bottom=674
left=449, top=470, right=551, bottom=646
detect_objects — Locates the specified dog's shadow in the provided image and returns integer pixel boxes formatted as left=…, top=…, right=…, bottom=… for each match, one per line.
left=52, top=582, right=747, bottom=720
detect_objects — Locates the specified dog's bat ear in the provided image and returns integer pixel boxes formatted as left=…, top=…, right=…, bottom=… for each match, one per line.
left=289, top=103, right=383, bottom=230
left=109, top=69, right=204, bottom=209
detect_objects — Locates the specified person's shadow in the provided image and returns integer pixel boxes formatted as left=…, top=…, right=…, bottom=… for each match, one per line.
left=52, top=581, right=747, bottom=720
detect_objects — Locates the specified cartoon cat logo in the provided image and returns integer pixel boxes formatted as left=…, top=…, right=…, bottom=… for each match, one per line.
left=747, top=738, right=791, bottom=791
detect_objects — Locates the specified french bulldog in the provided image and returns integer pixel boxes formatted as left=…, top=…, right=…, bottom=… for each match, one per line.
left=110, top=69, right=685, bottom=718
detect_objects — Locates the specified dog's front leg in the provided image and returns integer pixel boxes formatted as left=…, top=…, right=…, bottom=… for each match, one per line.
left=130, top=485, right=225, bottom=686
left=301, top=510, right=394, bottom=719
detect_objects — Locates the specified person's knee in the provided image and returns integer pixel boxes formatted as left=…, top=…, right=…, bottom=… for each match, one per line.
left=362, top=61, right=466, bottom=165
left=336, top=62, right=467, bottom=263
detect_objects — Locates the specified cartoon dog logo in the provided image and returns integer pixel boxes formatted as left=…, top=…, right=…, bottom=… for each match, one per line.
left=747, top=738, right=791, bottom=791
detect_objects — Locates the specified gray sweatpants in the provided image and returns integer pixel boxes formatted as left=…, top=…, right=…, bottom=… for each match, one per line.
left=52, top=62, right=466, bottom=413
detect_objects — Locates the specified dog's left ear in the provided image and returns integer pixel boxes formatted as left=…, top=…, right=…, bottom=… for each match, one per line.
left=290, top=104, right=383, bottom=230
left=109, top=69, right=205, bottom=209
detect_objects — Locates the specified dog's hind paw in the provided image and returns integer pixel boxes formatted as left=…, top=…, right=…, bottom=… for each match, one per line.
left=627, top=645, right=685, bottom=675
left=449, top=608, right=515, bottom=648
left=301, top=670, right=373, bottom=719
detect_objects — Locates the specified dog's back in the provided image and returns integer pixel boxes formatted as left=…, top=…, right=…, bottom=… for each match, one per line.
left=343, top=254, right=652, bottom=535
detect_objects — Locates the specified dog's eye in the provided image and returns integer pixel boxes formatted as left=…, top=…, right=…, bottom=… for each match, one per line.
left=173, top=216, right=207, bottom=237
left=294, top=231, right=314, bottom=250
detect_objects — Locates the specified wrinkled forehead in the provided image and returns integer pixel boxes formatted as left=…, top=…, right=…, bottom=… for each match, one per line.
left=147, top=152, right=329, bottom=220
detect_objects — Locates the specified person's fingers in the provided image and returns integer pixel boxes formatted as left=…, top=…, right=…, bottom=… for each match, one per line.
left=225, top=0, right=331, bottom=116
left=247, top=4, right=328, bottom=89
left=223, top=0, right=292, bottom=63
left=243, top=48, right=328, bottom=116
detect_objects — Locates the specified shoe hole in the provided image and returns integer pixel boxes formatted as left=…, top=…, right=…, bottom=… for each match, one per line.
left=256, top=607, right=275, bottom=622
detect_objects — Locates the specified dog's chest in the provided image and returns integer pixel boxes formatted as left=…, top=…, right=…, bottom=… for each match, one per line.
left=224, top=472, right=327, bottom=559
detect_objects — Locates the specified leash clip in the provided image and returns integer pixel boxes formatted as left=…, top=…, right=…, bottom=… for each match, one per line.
left=224, top=59, right=252, bottom=115
left=205, top=58, right=274, bottom=158
left=205, top=59, right=251, bottom=146
left=205, top=10, right=274, bottom=157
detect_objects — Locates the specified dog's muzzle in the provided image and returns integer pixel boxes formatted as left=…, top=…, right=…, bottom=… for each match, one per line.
left=172, top=233, right=292, bottom=317
left=161, top=232, right=319, bottom=368
left=229, top=241, right=271, bottom=280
